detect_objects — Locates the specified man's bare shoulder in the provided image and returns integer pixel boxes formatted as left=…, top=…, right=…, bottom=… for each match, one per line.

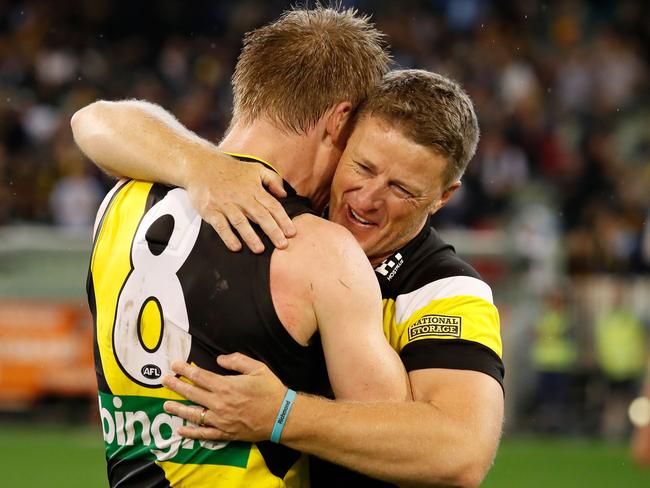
left=285, top=213, right=379, bottom=301
left=268, top=214, right=375, bottom=345
left=288, top=213, right=363, bottom=263
left=271, top=212, right=376, bottom=297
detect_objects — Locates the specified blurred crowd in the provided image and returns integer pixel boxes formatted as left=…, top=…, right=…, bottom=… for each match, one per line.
left=1, top=0, right=649, bottom=275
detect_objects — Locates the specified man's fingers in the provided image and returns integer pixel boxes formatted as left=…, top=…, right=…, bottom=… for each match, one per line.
left=222, top=205, right=265, bottom=254
left=207, top=212, right=242, bottom=252
left=256, top=192, right=296, bottom=238
left=259, top=167, right=287, bottom=198
left=163, top=403, right=233, bottom=441
left=247, top=197, right=288, bottom=249
left=168, top=361, right=225, bottom=391
left=177, top=425, right=232, bottom=441
left=170, top=361, right=212, bottom=387
left=217, top=352, right=265, bottom=375
left=164, top=401, right=209, bottom=426
left=161, top=374, right=214, bottom=407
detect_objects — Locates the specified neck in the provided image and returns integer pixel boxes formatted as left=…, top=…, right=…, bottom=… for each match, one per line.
left=219, top=119, right=331, bottom=211
left=368, top=218, right=429, bottom=268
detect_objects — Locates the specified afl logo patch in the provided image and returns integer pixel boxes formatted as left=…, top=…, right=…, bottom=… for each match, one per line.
left=408, top=315, right=461, bottom=340
left=141, top=364, right=162, bottom=380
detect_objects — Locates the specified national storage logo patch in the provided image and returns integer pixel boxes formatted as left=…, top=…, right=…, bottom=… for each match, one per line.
left=408, top=314, right=461, bottom=340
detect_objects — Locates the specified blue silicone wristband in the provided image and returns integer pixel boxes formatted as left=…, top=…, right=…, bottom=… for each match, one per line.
left=270, top=388, right=297, bottom=443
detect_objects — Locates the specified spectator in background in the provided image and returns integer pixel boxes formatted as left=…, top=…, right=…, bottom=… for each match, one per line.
left=0, top=0, right=648, bottom=271
left=49, top=145, right=102, bottom=231
left=531, top=290, right=578, bottom=433
left=594, top=288, right=648, bottom=440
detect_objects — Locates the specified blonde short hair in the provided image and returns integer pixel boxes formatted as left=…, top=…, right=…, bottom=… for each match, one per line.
left=231, top=7, right=390, bottom=133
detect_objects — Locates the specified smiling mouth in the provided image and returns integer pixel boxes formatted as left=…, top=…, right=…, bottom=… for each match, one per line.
left=348, top=206, right=375, bottom=226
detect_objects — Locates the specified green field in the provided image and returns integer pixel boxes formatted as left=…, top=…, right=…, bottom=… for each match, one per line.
left=483, top=437, right=650, bottom=488
left=0, top=425, right=649, bottom=487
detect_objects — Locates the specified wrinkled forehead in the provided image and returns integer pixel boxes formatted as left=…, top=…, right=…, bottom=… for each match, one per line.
left=344, top=115, right=449, bottom=190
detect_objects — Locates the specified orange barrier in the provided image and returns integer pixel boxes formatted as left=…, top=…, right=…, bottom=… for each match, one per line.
left=0, top=301, right=96, bottom=407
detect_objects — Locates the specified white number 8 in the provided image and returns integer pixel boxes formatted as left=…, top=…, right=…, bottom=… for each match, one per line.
left=113, top=188, right=202, bottom=387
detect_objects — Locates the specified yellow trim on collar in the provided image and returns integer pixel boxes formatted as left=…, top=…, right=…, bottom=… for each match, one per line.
left=222, top=152, right=281, bottom=176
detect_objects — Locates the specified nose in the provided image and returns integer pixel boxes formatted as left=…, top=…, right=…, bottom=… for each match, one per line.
left=353, top=178, right=385, bottom=212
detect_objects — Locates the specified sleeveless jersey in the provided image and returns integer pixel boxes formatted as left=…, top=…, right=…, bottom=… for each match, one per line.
left=87, top=155, right=324, bottom=488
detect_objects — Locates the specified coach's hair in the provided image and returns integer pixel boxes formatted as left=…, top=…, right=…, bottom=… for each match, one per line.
left=231, top=6, right=390, bottom=133
left=358, top=69, right=480, bottom=187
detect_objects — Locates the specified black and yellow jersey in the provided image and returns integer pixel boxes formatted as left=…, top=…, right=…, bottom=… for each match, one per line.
left=375, top=222, right=503, bottom=386
left=87, top=155, right=324, bottom=488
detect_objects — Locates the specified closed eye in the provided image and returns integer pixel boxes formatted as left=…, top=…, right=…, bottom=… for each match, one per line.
left=392, top=184, right=414, bottom=198
left=357, top=162, right=369, bottom=171
left=353, top=160, right=372, bottom=174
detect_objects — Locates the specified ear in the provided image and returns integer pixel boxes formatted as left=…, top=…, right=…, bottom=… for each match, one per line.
left=429, top=180, right=461, bottom=215
left=324, top=101, right=353, bottom=149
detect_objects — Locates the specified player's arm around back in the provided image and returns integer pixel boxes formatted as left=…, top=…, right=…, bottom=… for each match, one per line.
left=71, top=99, right=214, bottom=183
left=275, top=214, right=410, bottom=401
left=280, top=368, right=503, bottom=488
left=71, top=100, right=294, bottom=252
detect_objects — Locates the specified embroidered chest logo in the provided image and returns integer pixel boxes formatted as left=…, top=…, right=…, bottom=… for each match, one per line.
left=408, top=314, right=462, bottom=340
left=375, top=253, right=404, bottom=281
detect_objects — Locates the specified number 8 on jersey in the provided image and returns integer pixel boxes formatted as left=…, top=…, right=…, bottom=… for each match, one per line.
left=113, top=188, right=201, bottom=387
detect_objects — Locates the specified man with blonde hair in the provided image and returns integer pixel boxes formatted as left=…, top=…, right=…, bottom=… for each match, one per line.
left=164, top=69, right=504, bottom=488
left=75, top=67, right=505, bottom=487
left=74, top=7, right=409, bottom=487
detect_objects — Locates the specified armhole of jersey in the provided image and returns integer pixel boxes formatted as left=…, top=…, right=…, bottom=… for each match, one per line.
left=93, top=179, right=129, bottom=240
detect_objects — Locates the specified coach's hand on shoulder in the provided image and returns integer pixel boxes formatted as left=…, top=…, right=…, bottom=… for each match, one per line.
left=184, top=155, right=296, bottom=254
left=162, top=353, right=287, bottom=442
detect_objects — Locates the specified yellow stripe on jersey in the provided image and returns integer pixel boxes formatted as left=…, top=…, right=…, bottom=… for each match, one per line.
left=159, top=447, right=309, bottom=488
left=382, top=276, right=502, bottom=359
left=91, top=180, right=183, bottom=400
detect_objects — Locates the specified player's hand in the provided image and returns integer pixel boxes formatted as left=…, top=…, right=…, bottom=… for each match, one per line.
left=162, top=353, right=287, bottom=442
left=184, top=154, right=296, bottom=254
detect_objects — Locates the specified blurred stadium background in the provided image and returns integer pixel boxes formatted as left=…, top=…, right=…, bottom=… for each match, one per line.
left=1, top=0, right=649, bottom=486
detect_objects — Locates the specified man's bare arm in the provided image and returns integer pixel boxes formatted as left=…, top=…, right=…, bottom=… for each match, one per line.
left=281, top=370, right=503, bottom=488
left=71, top=100, right=294, bottom=252
left=163, top=356, right=501, bottom=488
left=272, top=215, right=410, bottom=400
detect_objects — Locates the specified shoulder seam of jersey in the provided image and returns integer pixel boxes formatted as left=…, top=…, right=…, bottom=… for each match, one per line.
left=380, top=251, right=482, bottom=297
